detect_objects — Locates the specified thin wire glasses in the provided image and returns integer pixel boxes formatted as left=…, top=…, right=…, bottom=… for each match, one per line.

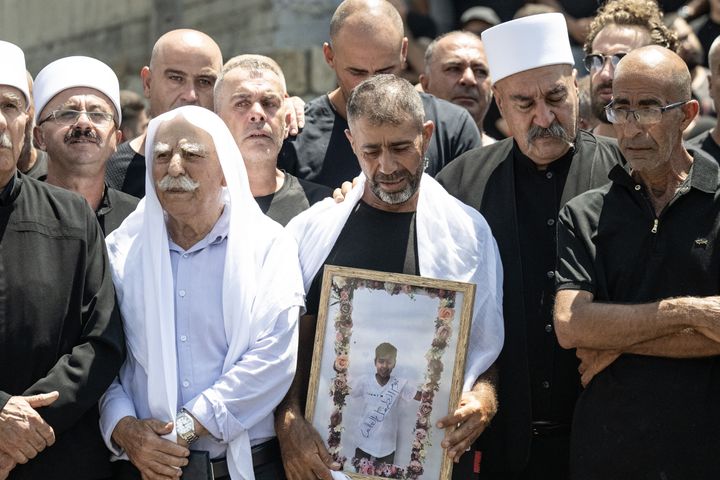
left=38, top=109, right=115, bottom=127
left=604, top=100, right=688, bottom=126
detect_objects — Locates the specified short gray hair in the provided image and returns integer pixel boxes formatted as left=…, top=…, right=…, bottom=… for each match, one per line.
left=214, top=54, right=286, bottom=107
left=423, top=30, right=482, bottom=76
left=347, top=74, right=425, bottom=131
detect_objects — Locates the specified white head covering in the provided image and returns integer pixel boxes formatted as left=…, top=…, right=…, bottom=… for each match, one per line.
left=106, top=105, right=304, bottom=480
left=482, top=12, right=574, bottom=84
left=0, top=40, right=30, bottom=109
left=33, top=56, right=121, bottom=124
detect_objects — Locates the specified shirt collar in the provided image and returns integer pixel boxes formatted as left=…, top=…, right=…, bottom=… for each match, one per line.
left=512, top=138, right=576, bottom=174
left=168, top=203, right=231, bottom=254
left=96, top=184, right=113, bottom=217
left=0, top=174, right=16, bottom=206
left=608, top=147, right=720, bottom=194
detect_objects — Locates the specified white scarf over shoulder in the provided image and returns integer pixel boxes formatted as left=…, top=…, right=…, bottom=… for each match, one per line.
left=287, top=174, right=504, bottom=390
left=106, top=106, right=305, bottom=480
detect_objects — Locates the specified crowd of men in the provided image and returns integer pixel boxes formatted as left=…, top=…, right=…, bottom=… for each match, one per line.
left=2, top=0, right=720, bottom=479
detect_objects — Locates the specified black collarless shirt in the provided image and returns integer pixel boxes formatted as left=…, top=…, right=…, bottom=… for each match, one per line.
left=305, top=200, right=418, bottom=315
left=513, top=144, right=579, bottom=424
left=557, top=148, right=720, bottom=478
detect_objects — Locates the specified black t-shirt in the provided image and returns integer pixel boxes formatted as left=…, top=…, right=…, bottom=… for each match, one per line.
left=692, top=15, right=720, bottom=67
left=254, top=172, right=331, bottom=226
left=513, top=144, right=579, bottom=424
left=556, top=150, right=720, bottom=478
left=687, top=128, right=720, bottom=163
left=304, top=201, right=418, bottom=316
left=105, top=141, right=146, bottom=198
left=278, top=92, right=481, bottom=188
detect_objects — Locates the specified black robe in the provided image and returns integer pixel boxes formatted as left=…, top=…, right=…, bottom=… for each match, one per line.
left=0, top=173, right=125, bottom=479
left=436, top=130, right=622, bottom=477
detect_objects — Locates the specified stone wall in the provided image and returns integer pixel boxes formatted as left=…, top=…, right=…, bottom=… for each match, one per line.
left=0, top=0, right=338, bottom=97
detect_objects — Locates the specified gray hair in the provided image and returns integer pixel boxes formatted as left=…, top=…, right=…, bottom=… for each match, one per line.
left=347, top=74, right=425, bottom=131
left=214, top=54, right=286, bottom=107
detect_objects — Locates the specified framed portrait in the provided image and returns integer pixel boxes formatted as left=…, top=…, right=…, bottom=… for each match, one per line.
left=306, top=266, right=475, bottom=480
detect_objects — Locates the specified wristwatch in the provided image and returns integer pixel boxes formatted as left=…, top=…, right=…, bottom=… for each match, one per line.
left=176, top=409, right=200, bottom=444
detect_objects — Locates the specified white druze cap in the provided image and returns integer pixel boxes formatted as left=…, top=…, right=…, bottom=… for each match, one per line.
left=482, top=13, right=574, bottom=84
left=34, top=56, right=121, bottom=124
left=0, top=40, right=30, bottom=109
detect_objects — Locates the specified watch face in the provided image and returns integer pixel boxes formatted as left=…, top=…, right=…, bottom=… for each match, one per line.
left=177, top=414, right=193, bottom=432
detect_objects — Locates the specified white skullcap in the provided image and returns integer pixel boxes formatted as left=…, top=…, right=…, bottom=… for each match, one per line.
left=34, top=56, right=121, bottom=124
left=0, top=40, right=30, bottom=110
left=482, top=13, right=574, bottom=84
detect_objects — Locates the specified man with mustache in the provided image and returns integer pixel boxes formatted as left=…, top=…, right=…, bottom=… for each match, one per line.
left=583, top=0, right=676, bottom=139
left=275, top=74, right=503, bottom=480
left=100, top=106, right=305, bottom=480
left=214, top=55, right=331, bottom=226
left=0, top=41, right=125, bottom=480
left=554, top=45, right=720, bottom=479
left=436, top=13, right=622, bottom=480
left=420, top=31, right=495, bottom=146
left=33, top=56, right=138, bottom=234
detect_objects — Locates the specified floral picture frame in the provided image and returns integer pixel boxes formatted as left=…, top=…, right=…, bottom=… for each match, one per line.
left=306, top=266, right=475, bottom=480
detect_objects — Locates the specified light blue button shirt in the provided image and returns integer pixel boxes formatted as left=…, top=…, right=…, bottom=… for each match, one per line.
left=100, top=207, right=299, bottom=459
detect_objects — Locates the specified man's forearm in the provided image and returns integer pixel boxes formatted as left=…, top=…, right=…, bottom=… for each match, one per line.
left=625, top=329, right=720, bottom=358
left=554, top=290, right=720, bottom=350
left=276, top=314, right=317, bottom=420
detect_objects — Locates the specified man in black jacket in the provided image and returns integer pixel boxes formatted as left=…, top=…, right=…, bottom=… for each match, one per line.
left=436, top=13, right=623, bottom=480
left=0, top=40, right=124, bottom=480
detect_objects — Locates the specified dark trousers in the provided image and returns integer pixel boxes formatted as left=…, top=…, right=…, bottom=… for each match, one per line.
left=479, top=432, right=570, bottom=480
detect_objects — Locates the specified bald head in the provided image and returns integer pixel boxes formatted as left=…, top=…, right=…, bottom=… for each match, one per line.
left=615, top=45, right=691, bottom=101
left=709, top=36, right=720, bottom=74
left=143, top=29, right=223, bottom=117
left=329, top=0, right=404, bottom=43
left=323, top=0, right=408, bottom=109
left=150, top=29, right=222, bottom=70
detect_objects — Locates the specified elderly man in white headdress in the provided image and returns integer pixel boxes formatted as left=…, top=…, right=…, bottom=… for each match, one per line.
left=274, top=74, right=504, bottom=480
left=0, top=41, right=125, bottom=480
left=32, top=56, right=138, bottom=234
left=99, top=105, right=304, bottom=480
left=435, top=13, right=624, bottom=480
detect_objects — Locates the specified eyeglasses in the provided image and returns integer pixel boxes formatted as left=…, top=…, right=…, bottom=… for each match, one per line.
left=604, top=100, right=688, bottom=126
left=583, top=53, right=627, bottom=73
left=38, top=109, right=115, bottom=127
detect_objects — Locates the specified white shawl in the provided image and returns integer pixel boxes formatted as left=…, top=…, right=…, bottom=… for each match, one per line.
left=286, top=174, right=504, bottom=390
left=106, top=106, right=305, bottom=479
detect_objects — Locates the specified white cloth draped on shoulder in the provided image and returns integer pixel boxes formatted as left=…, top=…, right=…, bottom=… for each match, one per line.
left=286, top=173, right=504, bottom=390
left=105, top=105, right=305, bottom=480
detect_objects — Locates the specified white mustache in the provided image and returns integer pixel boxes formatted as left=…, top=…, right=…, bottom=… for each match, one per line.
left=0, top=133, right=12, bottom=149
left=156, top=175, right=199, bottom=192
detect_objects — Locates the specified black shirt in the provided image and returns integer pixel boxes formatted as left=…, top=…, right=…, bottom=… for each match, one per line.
left=254, top=172, right=331, bottom=226
left=105, top=140, right=146, bottom=198
left=556, top=149, right=720, bottom=479
left=278, top=92, right=481, bottom=188
left=435, top=131, right=622, bottom=476
left=692, top=15, right=720, bottom=67
left=513, top=144, right=578, bottom=424
left=0, top=173, right=124, bottom=479
left=97, top=186, right=139, bottom=235
left=687, top=128, right=720, bottom=163
left=305, top=201, right=417, bottom=316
